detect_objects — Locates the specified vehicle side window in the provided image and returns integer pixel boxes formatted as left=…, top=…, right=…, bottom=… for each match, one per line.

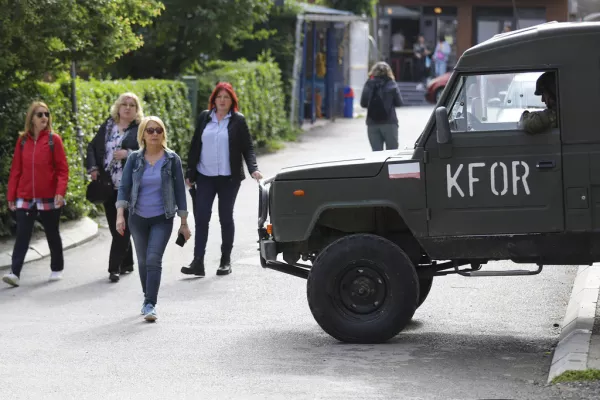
left=446, top=71, right=558, bottom=133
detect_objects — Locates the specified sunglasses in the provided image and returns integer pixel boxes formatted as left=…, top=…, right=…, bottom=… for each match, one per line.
left=145, top=127, right=164, bottom=135
left=35, top=112, right=50, bottom=118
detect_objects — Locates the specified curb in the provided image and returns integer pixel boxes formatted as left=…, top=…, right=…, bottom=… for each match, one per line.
left=0, top=217, right=99, bottom=270
left=547, top=265, right=600, bottom=383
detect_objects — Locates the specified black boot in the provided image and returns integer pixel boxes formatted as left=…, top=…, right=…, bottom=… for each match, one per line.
left=181, top=257, right=205, bottom=277
left=216, top=255, right=232, bottom=276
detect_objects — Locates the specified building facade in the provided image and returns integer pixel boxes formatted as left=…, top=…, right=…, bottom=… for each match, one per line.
left=377, top=0, right=569, bottom=82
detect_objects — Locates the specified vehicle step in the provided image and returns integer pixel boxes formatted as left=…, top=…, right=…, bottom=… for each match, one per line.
left=458, top=265, right=543, bottom=277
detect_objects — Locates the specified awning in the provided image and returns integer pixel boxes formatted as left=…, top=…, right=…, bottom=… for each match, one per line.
left=380, top=6, right=421, bottom=20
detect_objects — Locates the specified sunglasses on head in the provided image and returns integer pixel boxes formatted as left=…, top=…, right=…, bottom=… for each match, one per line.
left=35, top=112, right=50, bottom=118
left=145, top=127, right=164, bottom=135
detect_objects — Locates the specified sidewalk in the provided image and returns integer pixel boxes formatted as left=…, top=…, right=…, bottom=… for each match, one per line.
left=0, top=217, right=98, bottom=270
left=548, top=264, right=600, bottom=382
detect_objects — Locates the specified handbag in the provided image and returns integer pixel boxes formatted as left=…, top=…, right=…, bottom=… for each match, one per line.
left=86, top=171, right=114, bottom=204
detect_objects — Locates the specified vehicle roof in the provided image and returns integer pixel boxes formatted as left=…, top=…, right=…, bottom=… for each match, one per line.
left=456, top=21, right=600, bottom=72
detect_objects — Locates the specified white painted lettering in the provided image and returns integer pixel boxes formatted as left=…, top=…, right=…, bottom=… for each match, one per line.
left=512, top=161, right=531, bottom=195
left=447, top=164, right=464, bottom=198
left=490, top=162, right=508, bottom=196
left=468, top=163, right=485, bottom=197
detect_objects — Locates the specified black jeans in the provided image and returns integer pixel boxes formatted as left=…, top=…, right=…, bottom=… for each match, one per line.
left=104, top=189, right=134, bottom=273
left=11, top=208, right=63, bottom=278
left=413, top=57, right=426, bottom=84
left=194, top=174, right=241, bottom=260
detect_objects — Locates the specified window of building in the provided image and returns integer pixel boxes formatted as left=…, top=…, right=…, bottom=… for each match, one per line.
left=446, top=71, right=557, bottom=133
left=474, top=7, right=546, bottom=44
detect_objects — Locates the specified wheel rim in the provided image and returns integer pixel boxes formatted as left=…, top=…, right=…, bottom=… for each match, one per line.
left=338, top=263, right=387, bottom=315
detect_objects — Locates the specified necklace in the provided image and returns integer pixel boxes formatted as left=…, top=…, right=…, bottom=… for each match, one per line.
left=145, top=151, right=163, bottom=166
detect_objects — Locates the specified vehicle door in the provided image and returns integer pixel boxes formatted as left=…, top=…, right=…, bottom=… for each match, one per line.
left=424, top=70, right=564, bottom=236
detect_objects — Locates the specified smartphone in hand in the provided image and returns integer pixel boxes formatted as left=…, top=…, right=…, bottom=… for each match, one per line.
left=176, top=232, right=186, bottom=247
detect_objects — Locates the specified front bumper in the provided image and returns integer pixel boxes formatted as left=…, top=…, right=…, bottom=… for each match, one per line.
left=257, top=177, right=309, bottom=279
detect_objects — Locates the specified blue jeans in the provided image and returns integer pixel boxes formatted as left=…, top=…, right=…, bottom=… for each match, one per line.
left=435, top=61, right=447, bottom=77
left=128, top=213, right=174, bottom=306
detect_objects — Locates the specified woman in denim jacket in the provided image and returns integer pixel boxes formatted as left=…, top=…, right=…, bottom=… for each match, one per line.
left=116, top=116, right=191, bottom=322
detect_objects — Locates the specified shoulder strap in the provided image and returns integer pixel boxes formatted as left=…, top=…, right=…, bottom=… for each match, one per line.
left=20, top=133, right=54, bottom=152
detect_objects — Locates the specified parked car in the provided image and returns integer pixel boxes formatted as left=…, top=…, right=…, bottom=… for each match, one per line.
left=425, top=72, right=450, bottom=104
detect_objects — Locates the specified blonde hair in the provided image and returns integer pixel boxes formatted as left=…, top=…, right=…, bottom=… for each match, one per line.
left=137, top=116, right=168, bottom=149
left=369, top=61, right=395, bottom=81
left=20, top=101, right=52, bottom=136
left=109, top=92, right=144, bottom=124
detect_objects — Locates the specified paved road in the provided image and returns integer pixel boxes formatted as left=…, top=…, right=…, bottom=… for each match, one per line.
left=0, top=107, right=586, bottom=399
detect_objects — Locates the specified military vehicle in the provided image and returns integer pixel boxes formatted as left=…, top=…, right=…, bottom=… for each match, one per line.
left=257, top=21, right=600, bottom=343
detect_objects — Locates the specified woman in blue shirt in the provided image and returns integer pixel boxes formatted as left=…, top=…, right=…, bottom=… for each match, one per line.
left=183, top=82, right=262, bottom=277
left=116, top=116, right=191, bottom=322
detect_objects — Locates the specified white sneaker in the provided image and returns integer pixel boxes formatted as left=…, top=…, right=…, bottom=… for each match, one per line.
left=49, top=271, right=63, bottom=281
left=2, top=273, right=20, bottom=287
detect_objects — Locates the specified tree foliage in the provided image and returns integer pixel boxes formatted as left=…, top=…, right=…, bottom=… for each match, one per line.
left=320, top=0, right=376, bottom=17
left=106, top=0, right=273, bottom=79
left=219, top=2, right=300, bottom=112
left=0, top=0, right=164, bottom=87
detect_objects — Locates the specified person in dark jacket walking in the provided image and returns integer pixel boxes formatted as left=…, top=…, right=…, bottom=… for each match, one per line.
left=3, top=101, right=69, bottom=287
left=181, top=82, right=262, bottom=277
left=360, top=62, right=404, bottom=151
left=86, top=92, right=144, bottom=283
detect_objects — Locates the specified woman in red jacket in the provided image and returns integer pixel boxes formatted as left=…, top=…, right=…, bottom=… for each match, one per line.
left=2, top=101, right=69, bottom=287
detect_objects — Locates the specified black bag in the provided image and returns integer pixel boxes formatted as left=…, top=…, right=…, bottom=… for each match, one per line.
left=367, top=81, right=390, bottom=122
left=85, top=172, right=114, bottom=204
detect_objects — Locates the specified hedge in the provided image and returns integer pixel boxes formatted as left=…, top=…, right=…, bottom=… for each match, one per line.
left=196, top=54, right=300, bottom=150
left=0, top=79, right=192, bottom=237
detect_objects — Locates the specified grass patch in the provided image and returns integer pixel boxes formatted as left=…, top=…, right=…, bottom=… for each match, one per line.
left=552, top=369, right=600, bottom=383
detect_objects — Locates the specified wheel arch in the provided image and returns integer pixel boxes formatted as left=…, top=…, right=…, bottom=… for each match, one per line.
left=303, top=201, right=412, bottom=241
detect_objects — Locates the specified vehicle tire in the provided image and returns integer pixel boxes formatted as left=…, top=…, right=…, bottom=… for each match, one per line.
left=307, top=233, right=419, bottom=344
left=435, top=87, right=444, bottom=103
left=418, top=277, right=433, bottom=308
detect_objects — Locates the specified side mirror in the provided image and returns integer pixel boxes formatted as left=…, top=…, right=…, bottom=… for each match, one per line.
left=435, top=106, right=452, bottom=158
left=435, top=106, right=451, bottom=144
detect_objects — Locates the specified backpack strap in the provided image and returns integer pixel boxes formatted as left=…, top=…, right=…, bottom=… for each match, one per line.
left=20, top=133, right=56, bottom=168
left=20, top=133, right=54, bottom=152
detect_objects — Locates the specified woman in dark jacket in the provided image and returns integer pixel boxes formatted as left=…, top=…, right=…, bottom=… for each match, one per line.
left=86, top=92, right=144, bottom=283
left=181, top=82, right=262, bottom=277
left=360, top=62, right=404, bottom=151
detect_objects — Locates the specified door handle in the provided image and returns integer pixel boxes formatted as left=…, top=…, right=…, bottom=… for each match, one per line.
left=536, top=160, right=556, bottom=169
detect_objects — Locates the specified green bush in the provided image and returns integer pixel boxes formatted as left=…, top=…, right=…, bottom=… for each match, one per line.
left=0, top=79, right=192, bottom=237
left=196, top=54, right=300, bottom=150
